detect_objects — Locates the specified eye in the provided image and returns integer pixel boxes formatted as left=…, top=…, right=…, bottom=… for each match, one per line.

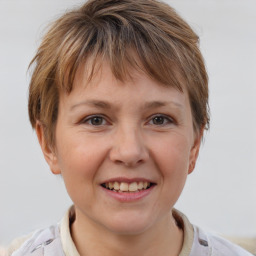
left=148, top=115, right=174, bottom=126
left=82, top=115, right=107, bottom=126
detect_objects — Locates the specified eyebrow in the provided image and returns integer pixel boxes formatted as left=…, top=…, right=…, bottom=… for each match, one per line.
left=70, top=100, right=111, bottom=111
left=70, top=100, right=183, bottom=111
left=143, top=101, right=183, bottom=110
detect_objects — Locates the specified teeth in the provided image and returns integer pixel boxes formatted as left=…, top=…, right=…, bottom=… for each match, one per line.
left=138, top=181, right=143, bottom=190
left=109, top=182, right=114, bottom=189
left=120, top=182, right=129, bottom=192
left=129, top=182, right=138, bottom=192
left=114, top=182, right=120, bottom=190
left=103, top=181, right=151, bottom=192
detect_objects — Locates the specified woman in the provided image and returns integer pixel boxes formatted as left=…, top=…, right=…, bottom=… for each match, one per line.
left=7, top=0, right=253, bottom=255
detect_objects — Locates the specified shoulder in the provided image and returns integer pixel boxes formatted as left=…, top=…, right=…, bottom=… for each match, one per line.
left=191, top=225, right=254, bottom=256
left=7, top=225, right=65, bottom=256
left=209, top=232, right=254, bottom=256
left=6, top=233, right=33, bottom=256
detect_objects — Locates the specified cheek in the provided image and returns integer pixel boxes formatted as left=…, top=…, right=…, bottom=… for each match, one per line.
left=55, top=135, right=108, bottom=194
left=56, top=131, right=106, bottom=171
left=57, top=145, right=101, bottom=207
left=150, top=135, right=191, bottom=194
left=151, top=134, right=191, bottom=173
left=159, top=147, right=189, bottom=189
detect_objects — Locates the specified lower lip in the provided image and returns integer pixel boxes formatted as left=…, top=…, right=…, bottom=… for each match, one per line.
left=101, top=185, right=155, bottom=202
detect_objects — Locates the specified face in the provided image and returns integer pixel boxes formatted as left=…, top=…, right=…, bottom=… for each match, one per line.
left=38, top=62, right=201, bottom=236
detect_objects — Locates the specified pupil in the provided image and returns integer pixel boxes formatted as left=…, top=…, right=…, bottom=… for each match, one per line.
left=153, top=116, right=164, bottom=125
left=92, top=117, right=102, bottom=125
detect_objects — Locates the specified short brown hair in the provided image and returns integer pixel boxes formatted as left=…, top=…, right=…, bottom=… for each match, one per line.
left=28, top=0, right=209, bottom=146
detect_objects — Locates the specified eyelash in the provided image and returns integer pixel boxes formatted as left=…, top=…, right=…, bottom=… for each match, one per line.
left=81, top=115, right=108, bottom=126
left=80, top=114, right=175, bottom=128
left=147, top=114, right=175, bottom=126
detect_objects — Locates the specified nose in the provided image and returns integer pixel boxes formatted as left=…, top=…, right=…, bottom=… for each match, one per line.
left=109, top=126, right=149, bottom=167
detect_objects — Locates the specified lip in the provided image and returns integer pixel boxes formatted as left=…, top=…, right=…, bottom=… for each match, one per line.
left=100, top=183, right=156, bottom=202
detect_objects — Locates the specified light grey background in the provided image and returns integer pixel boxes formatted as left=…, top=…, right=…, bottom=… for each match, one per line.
left=0, top=0, right=255, bottom=245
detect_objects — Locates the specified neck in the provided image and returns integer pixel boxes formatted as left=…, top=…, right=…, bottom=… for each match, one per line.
left=71, top=208, right=183, bottom=256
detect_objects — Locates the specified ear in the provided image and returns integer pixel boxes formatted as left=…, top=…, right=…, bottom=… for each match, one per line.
left=35, top=121, right=61, bottom=175
left=188, top=127, right=204, bottom=174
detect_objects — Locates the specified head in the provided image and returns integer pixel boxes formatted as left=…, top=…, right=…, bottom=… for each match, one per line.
left=28, top=0, right=209, bottom=149
left=28, top=0, right=210, bottom=236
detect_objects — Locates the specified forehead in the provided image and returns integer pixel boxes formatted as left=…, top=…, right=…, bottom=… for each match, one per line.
left=71, top=58, right=185, bottom=94
left=59, top=61, right=190, bottom=114
left=61, top=49, right=186, bottom=93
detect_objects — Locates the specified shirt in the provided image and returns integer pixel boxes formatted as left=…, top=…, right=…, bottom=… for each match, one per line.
left=7, top=206, right=253, bottom=256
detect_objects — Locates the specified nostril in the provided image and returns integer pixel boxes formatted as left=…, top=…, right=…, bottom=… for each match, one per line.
left=123, top=159, right=144, bottom=167
left=111, top=156, right=145, bottom=167
left=115, top=160, right=124, bottom=165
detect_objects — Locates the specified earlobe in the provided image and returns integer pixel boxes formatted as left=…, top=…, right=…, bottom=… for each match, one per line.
left=188, top=160, right=195, bottom=174
left=188, top=128, right=204, bottom=174
left=35, top=121, right=61, bottom=175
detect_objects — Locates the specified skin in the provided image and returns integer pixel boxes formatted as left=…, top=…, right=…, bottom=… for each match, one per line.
left=36, top=62, right=203, bottom=256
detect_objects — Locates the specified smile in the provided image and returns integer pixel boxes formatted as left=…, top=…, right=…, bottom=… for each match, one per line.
left=101, top=181, right=154, bottom=193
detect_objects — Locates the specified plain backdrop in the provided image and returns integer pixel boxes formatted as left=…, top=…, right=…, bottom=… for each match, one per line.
left=0, top=0, right=255, bottom=245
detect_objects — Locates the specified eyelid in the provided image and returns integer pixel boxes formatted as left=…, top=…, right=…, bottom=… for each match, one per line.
left=80, top=114, right=110, bottom=125
left=147, top=114, right=175, bottom=125
left=77, top=113, right=175, bottom=126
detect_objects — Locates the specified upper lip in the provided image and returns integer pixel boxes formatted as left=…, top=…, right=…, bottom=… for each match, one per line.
left=101, top=177, right=156, bottom=184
